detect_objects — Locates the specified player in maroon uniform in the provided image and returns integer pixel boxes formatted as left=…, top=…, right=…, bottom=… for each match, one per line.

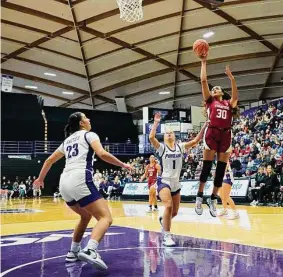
left=140, top=155, right=161, bottom=212
left=195, top=54, right=238, bottom=217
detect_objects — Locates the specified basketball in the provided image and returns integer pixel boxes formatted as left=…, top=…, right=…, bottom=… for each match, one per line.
left=193, top=39, right=209, bottom=57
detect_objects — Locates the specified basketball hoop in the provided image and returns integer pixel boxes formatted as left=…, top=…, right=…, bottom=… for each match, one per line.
left=116, top=0, right=143, bottom=23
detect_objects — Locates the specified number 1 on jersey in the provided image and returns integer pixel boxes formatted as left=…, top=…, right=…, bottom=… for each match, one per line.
left=173, top=160, right=176, bottom=170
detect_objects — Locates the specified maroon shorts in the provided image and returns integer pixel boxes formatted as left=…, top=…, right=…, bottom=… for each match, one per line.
left=203, top=126, right=232, bottom=153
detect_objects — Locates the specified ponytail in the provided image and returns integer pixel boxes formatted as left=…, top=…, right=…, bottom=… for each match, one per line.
left=64, top=124, right=71, bottom=138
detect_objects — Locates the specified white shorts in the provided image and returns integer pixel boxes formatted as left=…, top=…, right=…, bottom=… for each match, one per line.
left=59, top=169, right=101, bottom=207
left=157, top=177, right=181, bottom=196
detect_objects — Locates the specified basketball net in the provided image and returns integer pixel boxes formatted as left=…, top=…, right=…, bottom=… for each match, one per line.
left=116, top=0, right=143, bottom=23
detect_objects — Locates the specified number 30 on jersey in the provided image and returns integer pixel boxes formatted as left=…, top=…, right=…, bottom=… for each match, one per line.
left=216, top=109, right=227, bottom=119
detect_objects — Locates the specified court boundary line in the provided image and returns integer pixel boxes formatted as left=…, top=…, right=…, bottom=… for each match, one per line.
left=0, top=246, right=249, bottom=276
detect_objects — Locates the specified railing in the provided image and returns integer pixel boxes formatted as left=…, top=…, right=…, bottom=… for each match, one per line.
left=1, top=141, right=34, bottom=154
left=1, top=141, right=141, bottom=155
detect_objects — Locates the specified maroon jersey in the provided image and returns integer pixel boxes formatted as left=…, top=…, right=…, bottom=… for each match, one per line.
left=207, top=98, right=233, bottom=128
left=147, top=164, right=158, bottom=186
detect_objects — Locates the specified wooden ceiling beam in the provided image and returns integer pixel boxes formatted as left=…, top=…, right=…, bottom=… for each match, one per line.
left=53, top=0, right=68, bottom=4
left=259, top=43, right=283, bottom=100
left=1, top=26, right=73, bottom=63
left=1, top=36, right=82, bottom=62
left=194, top=0, right=278, bottom=53
left=67, top=0, right=94, bottom=108
left=1, top=19, right=77, bottom=42
left=173, top=0, right=186, bottom=109
left=1, top=2, right=73, bottom=25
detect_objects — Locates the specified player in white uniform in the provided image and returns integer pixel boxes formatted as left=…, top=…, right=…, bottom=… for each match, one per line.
left=217, top=162, right=239, bottom=219
left=149, top=112, right=205, bottom=246
left=33, top=112, right=132, bottom=270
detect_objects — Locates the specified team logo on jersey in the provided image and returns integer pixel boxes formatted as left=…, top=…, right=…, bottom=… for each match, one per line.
left=165, top=153, right=182, bottom=159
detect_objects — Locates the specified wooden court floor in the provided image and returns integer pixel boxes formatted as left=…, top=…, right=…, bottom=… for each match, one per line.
left=1, top=198, right=283, bottom=251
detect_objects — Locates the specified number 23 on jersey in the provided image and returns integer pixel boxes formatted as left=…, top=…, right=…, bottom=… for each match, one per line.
left=66, top=143, right=79, bottom=159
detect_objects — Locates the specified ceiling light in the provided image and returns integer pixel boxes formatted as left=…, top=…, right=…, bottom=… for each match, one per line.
left=159, top=91, right=170, bottom=95
left=44, top=72, right=56, bottom=77
left=25, top=85, right=38, bottom=89
left=62, top=91, right=74, bottom=95
left=203, top=31, right=215, bottom=38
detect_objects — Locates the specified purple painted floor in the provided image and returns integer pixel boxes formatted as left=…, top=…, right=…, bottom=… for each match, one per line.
left=1, top=226, right=283, bottom=277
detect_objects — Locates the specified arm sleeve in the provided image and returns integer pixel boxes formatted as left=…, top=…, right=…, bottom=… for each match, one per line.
left=178, top=143, right=186, bottom=154
left=86, top=132, right=100, bottom=144
left=156, top=143, right=165, bottom=157
left=57, top=143, right=64, bottom=154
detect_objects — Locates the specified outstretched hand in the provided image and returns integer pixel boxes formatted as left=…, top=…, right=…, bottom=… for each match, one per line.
left=33, top=178, right=44, bottom=189
left=225, top=65, right=234, bottom=79
left=154, top=112, right=161, bottom=123
left=123, top=163, right=134, bottom=171
left=199, top=52, right=208, bottom=62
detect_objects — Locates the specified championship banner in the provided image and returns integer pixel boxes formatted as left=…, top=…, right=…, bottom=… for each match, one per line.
left=1, top=75, right=13, bottom=92
left=123, top=179, right=250, bottom=197
left=145, top=123, right=161, bottom=134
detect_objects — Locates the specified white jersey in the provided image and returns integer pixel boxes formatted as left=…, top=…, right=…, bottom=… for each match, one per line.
left=57, top=130, right=100, bottom=172
left=156, top=143, right=185, bottom=184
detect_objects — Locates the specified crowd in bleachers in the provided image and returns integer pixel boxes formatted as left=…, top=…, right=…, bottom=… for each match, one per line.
left=93, top=100, right=283, bottom=205
left=1, top=176, right=42, bottom=199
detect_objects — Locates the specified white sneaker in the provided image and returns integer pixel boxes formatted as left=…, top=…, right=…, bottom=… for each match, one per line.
left=250, top=200, right=256, bottom=206
left=207, top=197, right=217, bottom=217
left=218, top=209, right=228, bottom=217
left=78, top=249, right=108, bottom=270
left=162, top=233, right=176, bottom=247
left=227, top=211, right=240, bottom=220
left=65, top=250, right=80, bottom=263
left=153, top=207, right=158, bottom=211
left=147, top=208, right=153, bottom=213
left=195, top=197, right=203, bottom=215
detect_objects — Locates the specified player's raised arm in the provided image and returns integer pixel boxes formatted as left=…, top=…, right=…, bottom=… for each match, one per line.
left=226, top=65, right=238, bottom=108
left=184, top=123, right=206, bottom=149
left=200, top=55, right=211, bottom=101
left=149, top=113, right=161, bottom=150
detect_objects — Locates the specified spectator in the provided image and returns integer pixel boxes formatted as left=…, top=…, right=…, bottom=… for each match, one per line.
left=258, top=165, right=280, bottom=205
left=250, top=167, right=266, bottom=206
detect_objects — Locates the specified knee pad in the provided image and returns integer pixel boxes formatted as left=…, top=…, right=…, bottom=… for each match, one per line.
left=214, top=161, right=227, bottom=188
left=200, top=160, right=213, bottom=183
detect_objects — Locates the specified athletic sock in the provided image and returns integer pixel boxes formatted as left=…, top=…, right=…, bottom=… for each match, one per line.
left=71, top=241, right=81, bottom=252
left=86, top=239, right=99, bottom=251
left=154, top=205, right=157, bottom=209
